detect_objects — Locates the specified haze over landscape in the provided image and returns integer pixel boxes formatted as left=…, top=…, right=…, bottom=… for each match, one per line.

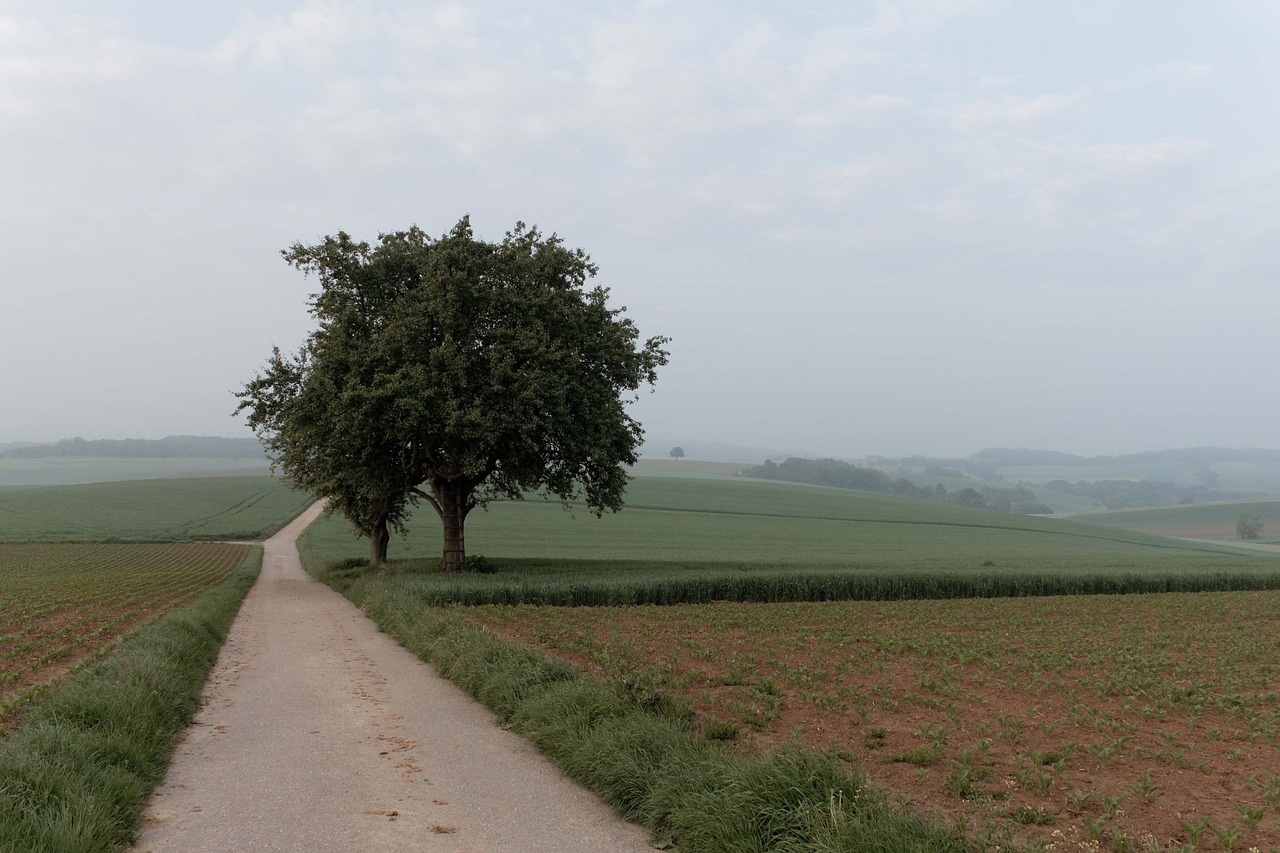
left=4, top=1, right=1278, bottom=459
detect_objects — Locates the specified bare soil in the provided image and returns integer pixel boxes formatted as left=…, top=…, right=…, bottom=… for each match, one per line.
left=476, top=610, right=1280, bottom=851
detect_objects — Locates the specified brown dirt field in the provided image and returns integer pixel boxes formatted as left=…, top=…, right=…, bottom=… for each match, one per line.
left=468, top=595, right=1280, bottom=851
left=0, top=542, right=250, bottom=732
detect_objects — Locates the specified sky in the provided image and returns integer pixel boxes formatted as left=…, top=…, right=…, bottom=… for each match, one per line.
left=3, top=1, right=1278, bottom=460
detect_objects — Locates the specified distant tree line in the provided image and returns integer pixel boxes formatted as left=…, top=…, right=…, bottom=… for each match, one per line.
left=1043, top=478, right=1246, bottom=510
left=949, top=485, right=1054, bottom=515
left=743, top=458, right=1052, bottom=514
left=1, top=436, right=267, bottom=459
left=895, top=447, right=1280, bottom=484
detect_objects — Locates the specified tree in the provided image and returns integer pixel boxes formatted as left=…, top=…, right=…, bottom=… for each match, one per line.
left=950, top=488, right=988, bottom=510
left=669, top=446, right=685, bottom=460
left=1237, top=513, right=1264, bottom=540
left=237, top=218, right=669, bottom=570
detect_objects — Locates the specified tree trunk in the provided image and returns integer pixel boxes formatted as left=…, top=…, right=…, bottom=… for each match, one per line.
left=369, top=514, right=390, bottom=565
left=371, top=499, right=389, bottom=563
left=438, top=482, right=470, bottom=573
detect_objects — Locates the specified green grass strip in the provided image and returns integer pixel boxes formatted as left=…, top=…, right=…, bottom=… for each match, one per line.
left=318, top=557, right=1280, bottom=607
left=0, top=548, right=262, bottom=853
left=312, top=562, right=975, bottom=853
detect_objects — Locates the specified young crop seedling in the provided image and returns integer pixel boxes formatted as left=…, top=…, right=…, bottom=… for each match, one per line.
left=1208, top=821, right=1241, bottom=852
left=1177, top=816, right=1210, bottom=846
left=1130, top=769, right=1159, bottom=803
left=1066, top=788, right=1093, bottom=813
left=1080, top=813, right=1109, bottom=843
left=1263, top=774, right=1280, bottom=807
left=1231, top=800, right=1266, bottom=830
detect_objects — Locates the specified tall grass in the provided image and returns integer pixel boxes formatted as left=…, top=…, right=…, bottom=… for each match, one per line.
left=0, top=549, right=261, bottom=853
left=313, top=554, right=1280, bottom=607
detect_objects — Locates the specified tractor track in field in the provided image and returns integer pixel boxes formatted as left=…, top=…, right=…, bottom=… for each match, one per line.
left=130, top=501, right=652, bottom=853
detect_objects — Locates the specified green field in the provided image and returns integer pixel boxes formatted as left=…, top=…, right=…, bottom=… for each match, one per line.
left=0, top=475, right=313, bottom=542
left=0, top=456, right=270, bottom=488
left=300, top=474, right=1279, bottom=607
left=307, top=473, right=1262, bottom=562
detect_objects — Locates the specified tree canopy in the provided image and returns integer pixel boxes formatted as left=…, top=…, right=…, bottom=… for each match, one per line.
left=237, top=218, right=669, bottom=569
left=1237, top=513, right=1264, bottom=540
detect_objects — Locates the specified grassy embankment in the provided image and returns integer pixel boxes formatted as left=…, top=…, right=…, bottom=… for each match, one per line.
left=300, top=472, right=1280, bottom=852
left=0, top=476, right=312, bottom=852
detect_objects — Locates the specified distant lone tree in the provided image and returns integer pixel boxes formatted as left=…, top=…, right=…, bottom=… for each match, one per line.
left=237, top=217, right=669, bottom=570
left=670, top=446, right=685, bottom=460
left=1237, top=513, right=1264, bottom=540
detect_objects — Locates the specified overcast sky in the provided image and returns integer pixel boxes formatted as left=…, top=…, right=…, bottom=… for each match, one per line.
left=3, top=1, right=1278, bottom=459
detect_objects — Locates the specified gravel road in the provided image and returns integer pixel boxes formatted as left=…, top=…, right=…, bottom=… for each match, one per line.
left=130, top=502, right=655, bottom=852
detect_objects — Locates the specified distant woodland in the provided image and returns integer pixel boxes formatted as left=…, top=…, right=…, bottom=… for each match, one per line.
left=1041, top=479, right=1245, bottom=510
left=900, top=446, right=1280, bottom=481
left=745, top=448, right=1269, bottom=512
left=743, top=457, right=1053, bottom=514
left=0, top=436, right=267, bottom=459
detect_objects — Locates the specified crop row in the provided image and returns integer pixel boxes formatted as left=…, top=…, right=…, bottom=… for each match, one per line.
left=465, top=590, right=1280, bottom=851
left=375, top=561, right=1280, bottom=608
left=0, top=542, right=250, bottom=731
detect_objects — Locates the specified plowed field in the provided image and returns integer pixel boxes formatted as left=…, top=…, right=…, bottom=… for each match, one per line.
left=0, top=542, right=251, bottom=731
left=468, top=591, right=1280, bottom=851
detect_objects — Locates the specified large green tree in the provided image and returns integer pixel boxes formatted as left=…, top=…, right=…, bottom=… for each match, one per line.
left=237, top=218, right=669, bottom=570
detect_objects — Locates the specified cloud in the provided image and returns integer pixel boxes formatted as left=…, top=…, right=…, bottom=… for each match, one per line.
left=215, top=3, right=376, bottom=69
left=868, top=0, right=1009, bottom=33
left=1075, top=138, right=1208, bottom=170
left=952, top=92, right=1082, bottom=129
left=0, top=14, right=152, bottom=117
left=3, top=1, right=1278, bottom=454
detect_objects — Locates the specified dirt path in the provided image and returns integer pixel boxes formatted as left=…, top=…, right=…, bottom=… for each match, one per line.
left=131, top=503, right=654, bottom=852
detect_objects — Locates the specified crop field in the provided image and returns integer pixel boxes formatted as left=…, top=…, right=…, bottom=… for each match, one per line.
left=1074, top=500, right=1280, bottom=544
left=299, top=474, right=1280, bottom=850
left=0, top=475, right=312, bottom=542
left=301, top=475, right=1279, bottom=608
left=0, top=456, right=270, bottom=488
left=302, top=473, right=1269, bottom=567
left=0, top=541, right=251, bottom=732
left=466, top=591, right=1280, bottom=851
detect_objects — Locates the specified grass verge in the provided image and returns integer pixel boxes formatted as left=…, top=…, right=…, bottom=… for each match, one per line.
left=0, top=547, right=262, bottom=853
left=306, top=558, right=977, bottom=853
